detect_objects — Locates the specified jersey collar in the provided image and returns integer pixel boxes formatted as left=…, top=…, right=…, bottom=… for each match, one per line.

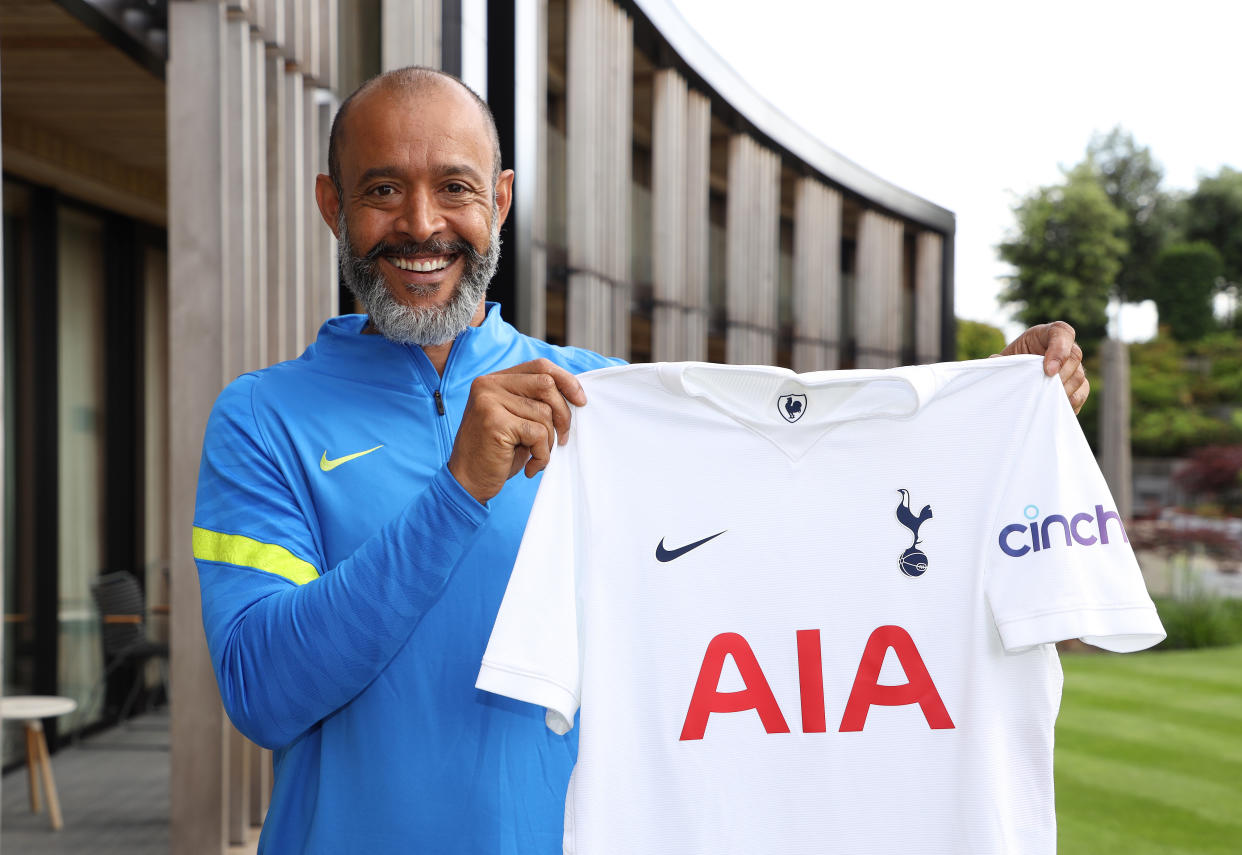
left=654, top=362, right=938, bottom=460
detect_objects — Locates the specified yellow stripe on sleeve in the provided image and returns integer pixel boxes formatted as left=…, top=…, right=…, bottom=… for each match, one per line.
left=192, top=527, right=320, bottom=585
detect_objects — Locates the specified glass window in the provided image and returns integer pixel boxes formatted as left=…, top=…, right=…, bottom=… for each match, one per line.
left=56, top=205, right=108, bottom=723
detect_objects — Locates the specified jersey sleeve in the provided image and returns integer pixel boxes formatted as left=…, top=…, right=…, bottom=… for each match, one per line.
left=984, top=370, right=1165, bottom=653
left=476, top=435, right=583, bottom=735
left=194, top=374, right=489, bottom=748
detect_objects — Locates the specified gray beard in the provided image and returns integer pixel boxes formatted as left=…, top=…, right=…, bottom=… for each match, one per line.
left=337, top=212, right=501, bottom=347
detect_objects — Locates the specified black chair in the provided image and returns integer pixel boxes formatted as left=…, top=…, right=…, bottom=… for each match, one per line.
left=85, top=571, right=170, bottom=725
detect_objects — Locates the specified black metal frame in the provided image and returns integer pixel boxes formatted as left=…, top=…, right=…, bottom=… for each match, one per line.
left=54, top=0, right=168, bottom=80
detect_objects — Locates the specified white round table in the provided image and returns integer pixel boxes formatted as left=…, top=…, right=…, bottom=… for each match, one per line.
left=1, top=695, right=78, bottom=830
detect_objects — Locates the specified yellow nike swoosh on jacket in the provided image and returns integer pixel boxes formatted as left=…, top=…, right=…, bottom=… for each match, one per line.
left=319, top=444, right=384, bottom=471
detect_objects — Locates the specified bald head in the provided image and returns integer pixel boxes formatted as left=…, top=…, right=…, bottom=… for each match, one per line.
left=328, top=67, right=502, bottom=194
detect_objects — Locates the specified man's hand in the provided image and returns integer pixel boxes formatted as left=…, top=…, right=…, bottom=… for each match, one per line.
left=448, top=359, right=587, bottom=504
left=996, top=321, right=1089, bottom=414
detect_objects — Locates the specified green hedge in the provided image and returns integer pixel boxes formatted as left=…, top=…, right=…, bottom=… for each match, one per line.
left=1152, top=595, right=1242, bottom=649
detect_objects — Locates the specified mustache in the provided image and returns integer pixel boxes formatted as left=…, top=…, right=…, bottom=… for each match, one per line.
left=362, top=237, right=480, bottom=263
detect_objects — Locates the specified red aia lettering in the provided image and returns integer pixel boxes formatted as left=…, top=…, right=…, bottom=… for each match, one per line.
left=838, top=625, right=954, bottom=732
left=796, top=629, right=827, bottom=733
left=679, top=632, right=791, bottom=741
left=679, top=625, right=953, bottom=740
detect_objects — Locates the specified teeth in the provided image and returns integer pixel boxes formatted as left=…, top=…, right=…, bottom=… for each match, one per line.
left=389, top=256, right=452, bottom=272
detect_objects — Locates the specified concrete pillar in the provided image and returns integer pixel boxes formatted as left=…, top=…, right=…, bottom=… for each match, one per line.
left=224, top=17, right=256, bottom=845
left=915, top=231, right=942, bottom=365
left=460, top=0, right=488, bottom=98
left=227, top=725, right=251, bottom=845
left=250, top=30, right=270, bottom=371
left=792, top=177, right=842, bottom=372
left=320, top=0, right=339, bottom=92
left=318, top=92, right=339, bottom=324
left=283, top=65, right=306, bottom=352
left=249, top=742, right=271, bottom=827
left=608, top=6, right=632, bottom=357
left=1100, top=338, right=1133, bottom=520
left=650, top=71, right=709, bottom=362
left=382, top=0, right=441, bottom=70
left=566, top=0, right=631, bottom=357
left=303, top=83, right=322, bottom=343
left=265, top=0, right=284, bottom=49
left=303, top=0, right=320, bottom=84
left=684, top=90, right=710, bottom=361
left=223, top=15, right=252, bottom=385
left=725, top=134, right=780, bottom=365
left=855, top=210, right=902, bottom=368
left=651, top=69, right=687, bottom=362
left=168, top=4, right=231, bottom=852
left=265, top=45, right=290, bottom=364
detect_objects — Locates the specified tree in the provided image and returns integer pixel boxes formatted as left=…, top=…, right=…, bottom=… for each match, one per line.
left=1151, top=242, right=1224, bottom=342
left=955, top=319, right=1006, bottom=361
left=1128, top=332, right=1242, bottom=457
left=1185, top=166, right=1242, bottom=286
left=1086, top=127, right=1176, bottom=302
left=998, top=163, right=1127, bottom=352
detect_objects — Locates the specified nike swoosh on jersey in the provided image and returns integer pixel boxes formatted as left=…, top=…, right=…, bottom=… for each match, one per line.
left=319, top=444, right=384, bottom=472
left=655, top=531, right=726, bottom=562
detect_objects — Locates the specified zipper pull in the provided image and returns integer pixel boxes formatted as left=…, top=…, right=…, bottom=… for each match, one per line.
left=433, top=390, right=446, bottom=416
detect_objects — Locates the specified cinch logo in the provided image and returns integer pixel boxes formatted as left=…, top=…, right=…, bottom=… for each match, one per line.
left=997, top=504, right=1128, bottom=558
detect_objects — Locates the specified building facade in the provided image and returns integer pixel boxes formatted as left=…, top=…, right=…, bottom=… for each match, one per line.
left=0, top=0, right=953, bottom=850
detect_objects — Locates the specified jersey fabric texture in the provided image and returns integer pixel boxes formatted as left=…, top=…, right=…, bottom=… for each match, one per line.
left=192, top=304, right=620, bottom=854
left=477, top=356, right=1166, bottom=855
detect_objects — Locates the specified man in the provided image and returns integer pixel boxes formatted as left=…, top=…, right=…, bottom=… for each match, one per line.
left=193, top=67, right=1088, bottom=853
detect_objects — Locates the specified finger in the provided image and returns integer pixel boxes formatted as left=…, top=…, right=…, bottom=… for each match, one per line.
left=495, top=373, right=575, bottom=445
left=496, top=359, right=587, bottom=407
left=1058, top=343, right=1084, bottom=386
left=500, top=372, right=577, bottom=445
left=499, top=392, right=557, bottom=453
left=1069, top=376, right=1090, bottom=415
left=1060, top=365, right=1087, bottom=396
left=510, top=416, right=553, bottom=478
left=1041, top=321, right=1077, bottom=376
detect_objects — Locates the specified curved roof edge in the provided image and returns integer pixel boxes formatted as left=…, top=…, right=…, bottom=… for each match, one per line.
left=632, top=0, right=956, bottom=235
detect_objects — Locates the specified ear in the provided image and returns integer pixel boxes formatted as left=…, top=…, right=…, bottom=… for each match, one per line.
left=315, top=174, right=342, bottom=237
left=493, top=169, right=515, bottom=228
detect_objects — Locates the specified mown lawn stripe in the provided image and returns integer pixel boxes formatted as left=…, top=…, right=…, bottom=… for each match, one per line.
left=1055, top=724, right=1242, bottom=789
left=1062, top=685, right=1241, bottom=739
left=1056, top=772, right=1242, bottom=855
left=1056, top=745, right=1241, bottom=827
left=1065, top=645, right=1242, bottom=684
left=1056, top=699, right=1242, bottom=765
left=1063, top=668, right=1242, bottom=719
left=1056, top=644, right=1242, bottom=855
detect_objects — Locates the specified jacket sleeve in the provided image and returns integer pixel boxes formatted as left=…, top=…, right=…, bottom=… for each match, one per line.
left=192, top=374, right=489, bottom=749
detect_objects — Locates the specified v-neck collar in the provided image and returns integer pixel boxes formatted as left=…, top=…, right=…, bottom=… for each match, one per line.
left=655, top=362, right=938, bottom=461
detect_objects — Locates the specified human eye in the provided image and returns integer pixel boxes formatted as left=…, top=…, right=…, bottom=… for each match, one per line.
left=368, top=183, right=399, bottom=198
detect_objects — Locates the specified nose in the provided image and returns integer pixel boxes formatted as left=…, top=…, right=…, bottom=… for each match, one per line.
left=394, top=186, right=446, bottom=243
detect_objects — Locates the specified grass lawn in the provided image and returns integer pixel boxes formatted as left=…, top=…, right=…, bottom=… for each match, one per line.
left=1056, top=643, right=1242, bottom=854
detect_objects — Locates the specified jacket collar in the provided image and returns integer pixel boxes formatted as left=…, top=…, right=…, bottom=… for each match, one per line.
left=304, top=302, right=518, bottom=392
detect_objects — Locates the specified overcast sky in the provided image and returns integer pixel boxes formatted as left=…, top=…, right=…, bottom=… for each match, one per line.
left=668, top=0, right=1242, bottom=340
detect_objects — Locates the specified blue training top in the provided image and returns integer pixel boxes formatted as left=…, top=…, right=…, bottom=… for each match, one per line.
left=193, top=305, right=621, bottom=854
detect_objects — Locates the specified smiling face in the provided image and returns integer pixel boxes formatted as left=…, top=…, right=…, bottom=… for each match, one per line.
left=316, top=78, right=513, bottom=346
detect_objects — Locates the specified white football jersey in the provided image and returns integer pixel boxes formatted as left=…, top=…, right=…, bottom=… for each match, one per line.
left=476, top=356, right=1164, bottom=855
